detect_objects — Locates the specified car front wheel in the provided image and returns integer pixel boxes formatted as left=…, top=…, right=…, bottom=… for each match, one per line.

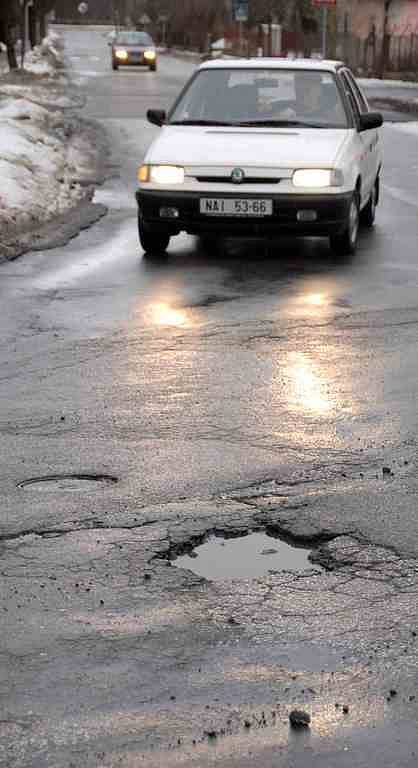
left=112, top=61, right=118, bottom=71
left=360, top=178, right=378, bottom=228
left=138, top=217, right=170, bottom=256
left=330, top=193, right=360, bottom=256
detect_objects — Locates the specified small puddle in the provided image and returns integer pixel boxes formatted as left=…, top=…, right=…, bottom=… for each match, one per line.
left=174, top=532, right=323, bottom=580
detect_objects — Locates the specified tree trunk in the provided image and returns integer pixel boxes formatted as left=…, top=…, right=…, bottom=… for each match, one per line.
left=39, top=14, right=47, bottom=40
left=7, top=41, right=18, bottom=69
left=28, top=5, right=37, bottom=48
left=0, top=18, right=18, bottom=69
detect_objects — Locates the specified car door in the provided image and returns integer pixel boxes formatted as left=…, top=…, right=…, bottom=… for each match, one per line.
left=340, top=69, right=380, bottom=206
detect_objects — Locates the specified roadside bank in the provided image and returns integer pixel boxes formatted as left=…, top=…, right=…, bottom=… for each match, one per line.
left=0, top=31, right=109, bottom=262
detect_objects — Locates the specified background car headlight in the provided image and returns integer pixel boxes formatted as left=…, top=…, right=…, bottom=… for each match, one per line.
left=115, top=49, right=128, bottom=60
left=144, top=50, right=156, bottom=60
left=138, top=165, right=185, bottom=184
left=292, top=169, right=343, bottom=188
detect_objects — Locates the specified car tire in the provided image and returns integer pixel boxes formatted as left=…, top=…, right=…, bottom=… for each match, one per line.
left=138, top=217, right=170, bottom=256
left=149, top=64, right=157, bottom=72
left=112, top=62, right=118, bottom=71
left=330, top=193, right=360, bottom=256
left=360, top=178, right=378, bottom=228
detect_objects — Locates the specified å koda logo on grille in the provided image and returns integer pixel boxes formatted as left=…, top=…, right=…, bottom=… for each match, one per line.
left=231, top=167, right=245, bottom=184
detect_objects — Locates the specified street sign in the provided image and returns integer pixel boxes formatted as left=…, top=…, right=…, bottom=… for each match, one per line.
left=232, top=0, right=248, bottom=23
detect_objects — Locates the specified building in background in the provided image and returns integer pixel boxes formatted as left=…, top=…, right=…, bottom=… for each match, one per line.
left=337, top=0, right=418, bottom=73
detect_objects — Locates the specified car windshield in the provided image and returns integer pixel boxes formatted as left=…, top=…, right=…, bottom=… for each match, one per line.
left=169, top=68, right=349, bottom=129
left=115, top=32, right=153, bottom=46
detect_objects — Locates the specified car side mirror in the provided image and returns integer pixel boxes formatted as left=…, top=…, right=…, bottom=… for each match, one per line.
left=359, top=112, right=383, bottom=131
left=147, top=109, right=166, bottom=127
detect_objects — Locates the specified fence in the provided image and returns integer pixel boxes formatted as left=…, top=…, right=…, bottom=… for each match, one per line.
left=336, top=31, right=418, bottom=74
left=225, top=22, right=418, bottom=75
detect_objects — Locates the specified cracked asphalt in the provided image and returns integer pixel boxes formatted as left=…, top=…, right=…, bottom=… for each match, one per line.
left=2, top=26, right=418, bottom=768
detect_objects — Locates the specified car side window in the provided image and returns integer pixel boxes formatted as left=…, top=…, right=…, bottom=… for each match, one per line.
left=340, top=71, right=361, bottom=124
left=345, top=70, right=369, bottom=113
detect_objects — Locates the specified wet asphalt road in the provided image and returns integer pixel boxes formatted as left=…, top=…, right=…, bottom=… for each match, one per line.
left=2, top=27, right=418, bottom=767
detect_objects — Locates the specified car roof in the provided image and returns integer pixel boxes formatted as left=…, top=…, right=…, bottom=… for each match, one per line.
left=199, top=57, right=344, bottom=74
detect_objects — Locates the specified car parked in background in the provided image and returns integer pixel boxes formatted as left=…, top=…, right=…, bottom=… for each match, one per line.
left=111, top=31, right=157, bottom=71
left=136, top=58, right=383, bottom=257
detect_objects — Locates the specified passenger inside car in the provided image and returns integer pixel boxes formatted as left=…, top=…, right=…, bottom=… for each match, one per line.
left=272, top=72, right=346, bottom=124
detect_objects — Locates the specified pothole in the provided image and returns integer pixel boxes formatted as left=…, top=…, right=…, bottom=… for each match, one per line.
left=17, top=474, right=118, bottom=491
left=174, top=531, right=324, bottom=580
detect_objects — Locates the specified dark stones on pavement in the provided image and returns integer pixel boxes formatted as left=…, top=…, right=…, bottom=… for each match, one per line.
left=289, top=709, right=311, bottom=728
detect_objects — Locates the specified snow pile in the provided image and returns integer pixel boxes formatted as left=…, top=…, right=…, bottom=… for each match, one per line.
left=24, top=30, right=66, bottom=76
left=0, top=30, right=106, bottom=256
left=0, top=95, right=91, bottom=244
left=0, top=31, right=65, bottom=78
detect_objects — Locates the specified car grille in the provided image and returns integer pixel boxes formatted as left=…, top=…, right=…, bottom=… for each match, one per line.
left=195, top=176, right=281, bottom=184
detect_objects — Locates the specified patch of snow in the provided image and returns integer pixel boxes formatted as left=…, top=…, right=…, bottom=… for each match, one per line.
left=390, top=121, right=418, bottom=137
left=211, top=38, right=226, bottom=50
left=0, top=83, right=82, bottom=109
left=359, top=77, right=418, bottom=89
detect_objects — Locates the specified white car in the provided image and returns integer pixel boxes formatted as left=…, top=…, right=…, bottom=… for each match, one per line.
left=136, top=58, right=382, bottom=256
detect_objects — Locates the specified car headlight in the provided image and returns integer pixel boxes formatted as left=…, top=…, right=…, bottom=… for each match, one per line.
left=138, top=165, right=185, bottom=185
left=292, top=169, right=343, bottom=188
left=144, top=50, right=156, bottom=60
left=115, top=49, right=128, bottom=60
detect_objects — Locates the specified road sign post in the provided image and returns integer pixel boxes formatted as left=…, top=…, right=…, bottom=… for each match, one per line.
left=312, top=0, right=336, bottom=58
left=232, top=0, right=248, bottom=55
left=158, top=15, right=169, bottom=47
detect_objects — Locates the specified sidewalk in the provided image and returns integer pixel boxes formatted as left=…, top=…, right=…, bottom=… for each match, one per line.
left=0, top=31, right=108, bottom=262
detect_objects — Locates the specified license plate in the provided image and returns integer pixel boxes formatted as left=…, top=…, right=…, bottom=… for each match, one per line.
left=200, top=198, right=272, bottom=217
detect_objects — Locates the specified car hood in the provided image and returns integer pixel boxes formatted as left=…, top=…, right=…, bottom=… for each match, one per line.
left=145, top=126, right=351, bottom=169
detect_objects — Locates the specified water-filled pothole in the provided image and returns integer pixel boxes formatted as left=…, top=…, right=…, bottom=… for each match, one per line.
left=174, top=532, right=324, bottom=580
left=17, top=474, right=118, bottom=491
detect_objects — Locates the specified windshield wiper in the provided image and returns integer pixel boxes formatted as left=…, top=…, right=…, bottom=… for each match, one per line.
left=169, top=119, right=235, bottom=126
left=234, top=119, right=328, bottom=128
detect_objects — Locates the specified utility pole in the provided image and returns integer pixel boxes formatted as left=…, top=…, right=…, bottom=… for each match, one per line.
left=20, top=0, right=33, bottom=68
left=321, top=6, right=328, bottom=57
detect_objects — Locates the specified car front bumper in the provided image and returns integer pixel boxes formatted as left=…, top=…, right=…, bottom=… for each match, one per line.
left=136, top=189, right=353, bottom=237
left=114, top=54, right=155, bottom=65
